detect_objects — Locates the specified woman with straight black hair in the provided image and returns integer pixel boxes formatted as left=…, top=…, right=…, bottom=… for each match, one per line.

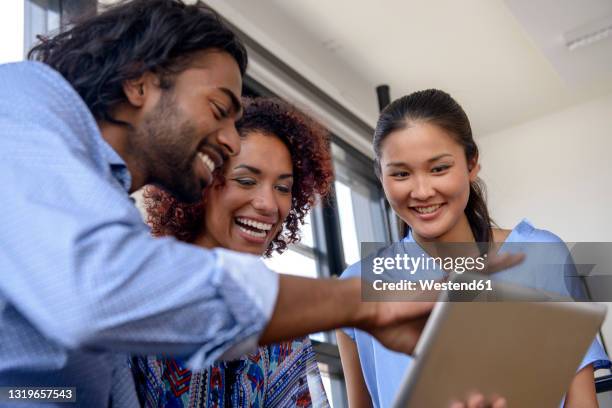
left=338, top=89, right=609, bottom=408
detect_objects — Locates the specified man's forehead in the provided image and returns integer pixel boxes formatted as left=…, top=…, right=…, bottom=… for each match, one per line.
left=180, top=51, right=241, bottom=90
left=173, top=50, right=243, bottom=113
left=186, top=49, right=239, bottom=72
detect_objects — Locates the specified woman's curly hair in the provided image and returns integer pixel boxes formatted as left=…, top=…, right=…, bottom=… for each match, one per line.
left=143, top=97, right=333, bottom=256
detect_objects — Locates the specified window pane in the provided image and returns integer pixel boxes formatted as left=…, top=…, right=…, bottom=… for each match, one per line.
left=299, top=212, right=315, bottom=248
left=1, top=1, right=25, bottom=63
left=334, top=180, right=361, bottom=265
left=317, top=363, right=347, bottom=408
left=263, top=248, right=317, bottom=278
left=309, top=332, right=327, bottom=344
left=320, top=370, right=334, bottom=408
left=25, top=0, right=60, bottom=54
left=334, top=146, right=391, bottom=266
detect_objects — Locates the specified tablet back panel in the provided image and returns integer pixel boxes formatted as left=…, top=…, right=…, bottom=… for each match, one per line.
left=393, top=294, right=606, bottom=407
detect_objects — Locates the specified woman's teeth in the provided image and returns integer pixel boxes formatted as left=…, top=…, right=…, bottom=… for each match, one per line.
left=197, top=152, right=215, bottom=173
left=413, top=204, right=441, bottom=214
left=235, top=217, right=273, bottom=238
left=238, top=226, right=267, bottom=238
left=236, top=217, right=273, bottom=231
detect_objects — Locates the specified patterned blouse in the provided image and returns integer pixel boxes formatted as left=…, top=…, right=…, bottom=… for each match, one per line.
left=131, top=337, right=329, bottom=407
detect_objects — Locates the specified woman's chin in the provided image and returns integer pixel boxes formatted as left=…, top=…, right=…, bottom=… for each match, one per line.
left=228, top=242, right=267, bottom=257
left=411, top=225, right=446, bottom=241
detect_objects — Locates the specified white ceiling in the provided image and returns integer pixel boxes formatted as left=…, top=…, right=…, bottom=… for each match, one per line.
left=207, top=0, right=612, bottom=138
left=505, top=0, right=612, bottom=86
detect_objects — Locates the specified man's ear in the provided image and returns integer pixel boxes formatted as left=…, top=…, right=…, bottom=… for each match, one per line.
left=468, top=155, right=481, bottom=182
left=122, top=72, right=158, bottom=108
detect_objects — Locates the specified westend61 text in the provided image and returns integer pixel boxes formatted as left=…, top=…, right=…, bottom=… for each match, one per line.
left=372, top=279, right=493, bottom=291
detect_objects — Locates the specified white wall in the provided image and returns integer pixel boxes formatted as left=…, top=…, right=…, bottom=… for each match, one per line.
left=478, top=91, right=612, bottom=241
left=477, top=92, right=612, bottom=353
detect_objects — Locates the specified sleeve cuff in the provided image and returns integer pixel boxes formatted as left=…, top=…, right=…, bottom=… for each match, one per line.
left=220, top=249, right=280, bottom=324
left=187, top=249, right=279, bottom=368
left=577, top=338, right=611, bottom=372
left=341, top=327, right=356, bottom=341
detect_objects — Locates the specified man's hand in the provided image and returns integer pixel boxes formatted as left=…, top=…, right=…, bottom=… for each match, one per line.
left=354, top=251, right=525, bottom=354
left=259, top=276, right=435, bottom=351
left=357, top=300, right=434, bottom=354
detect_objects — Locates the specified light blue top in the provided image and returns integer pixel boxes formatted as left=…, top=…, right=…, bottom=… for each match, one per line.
left=341, top=219, right=610, bottom=408
left=0, top=61, right=279, bottom=407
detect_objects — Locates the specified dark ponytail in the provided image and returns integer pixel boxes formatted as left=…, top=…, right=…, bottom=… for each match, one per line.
left=373, top=89, right=493, bottom=246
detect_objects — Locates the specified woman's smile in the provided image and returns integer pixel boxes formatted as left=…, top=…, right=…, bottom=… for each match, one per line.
left=410, top=203, right=445, bottom=221
left=201, top=131, right=293, bottom=255
left=381, top=122, right=478, bottom=242
left=234, top=216, right=275, bottom=243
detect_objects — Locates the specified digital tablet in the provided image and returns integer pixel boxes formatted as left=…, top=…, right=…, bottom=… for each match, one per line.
left=392, top=273, right=607, bottom=407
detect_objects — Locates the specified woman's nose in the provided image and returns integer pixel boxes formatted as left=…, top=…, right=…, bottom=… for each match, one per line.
left=252, top=188, right=277, bottom=214
left=410, top=175, right=435, bottom=200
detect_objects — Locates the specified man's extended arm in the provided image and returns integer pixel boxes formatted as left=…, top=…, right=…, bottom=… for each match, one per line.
left=260, top=275, right=433, bottom=354
left=259, top=251, right=525, bottom=354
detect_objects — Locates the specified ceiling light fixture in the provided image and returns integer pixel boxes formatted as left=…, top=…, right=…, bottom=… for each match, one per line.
left=565, top=15, right=612, bottom=51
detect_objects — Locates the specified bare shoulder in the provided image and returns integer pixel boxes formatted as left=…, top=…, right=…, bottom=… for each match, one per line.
left=492, top=228, right=512, bottom=244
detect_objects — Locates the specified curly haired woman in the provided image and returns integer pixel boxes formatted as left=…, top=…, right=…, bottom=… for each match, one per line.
left=131, top=97, right=334, bottom=407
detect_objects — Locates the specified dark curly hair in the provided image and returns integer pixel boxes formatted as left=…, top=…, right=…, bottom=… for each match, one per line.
left=28, top=0, right=247, bottom=126
left=143, top=97, right=333, bottom=256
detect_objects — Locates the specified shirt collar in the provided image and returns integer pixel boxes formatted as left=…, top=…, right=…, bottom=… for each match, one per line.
left=401, top=219, right=532, bottom=245
left=93, top=135, right=132, bottom=192
left=27, top=61, right=132, bottom=193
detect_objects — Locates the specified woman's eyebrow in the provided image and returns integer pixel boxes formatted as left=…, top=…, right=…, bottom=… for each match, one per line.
left=428, top=153, right=453, bottom=162
left=233, top=164, right=260, bottom=174
left=385, top=153, right=453, bottom=168
left=385, top=161, right=408, bottom=168
left=233, top=165, right=293, bottom=180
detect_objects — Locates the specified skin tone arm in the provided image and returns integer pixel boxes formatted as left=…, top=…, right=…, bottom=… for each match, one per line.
left=260, top=252, right=524, bottom=355
left=565, top=365, right=598, bottom=408
left=337, top=329, right=373, bottom=408
left=259, top=276, right=432, bottom=354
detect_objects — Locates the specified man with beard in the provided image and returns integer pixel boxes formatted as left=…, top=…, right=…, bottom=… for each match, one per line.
left=0, top=1, right=519, bottom=407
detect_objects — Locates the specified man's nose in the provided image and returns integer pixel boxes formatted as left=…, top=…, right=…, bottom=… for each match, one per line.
left=218, top=122, right=240, bottom=157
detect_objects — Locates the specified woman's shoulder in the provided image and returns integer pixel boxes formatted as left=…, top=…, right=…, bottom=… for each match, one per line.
left=505, top=218, right=565, bottom=244
left=340, top=241, right=407, bottom=279
left=492, top=228, right=512, bottom=243
left=502, top=219, right=573, bottom=266
left=340, top=260, right=362, bottom=279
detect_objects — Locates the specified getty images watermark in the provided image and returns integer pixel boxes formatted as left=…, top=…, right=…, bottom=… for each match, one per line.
left=357, top=242, right=612, bottom=302
left=371, top=251, right=490, bottom=292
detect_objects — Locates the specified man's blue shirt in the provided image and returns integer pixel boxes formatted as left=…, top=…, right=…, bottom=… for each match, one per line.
left=0, top=61, right=279, bottom=407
